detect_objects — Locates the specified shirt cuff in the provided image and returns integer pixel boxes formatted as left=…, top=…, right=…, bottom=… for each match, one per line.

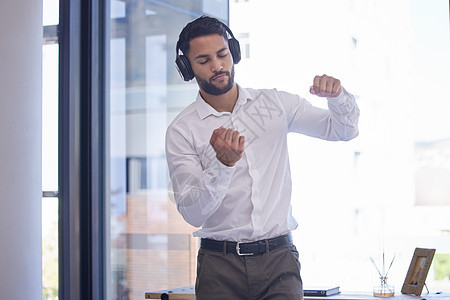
left=326, top=88, right=347, bottom=104
left=206, top=156, right=236, bottom=182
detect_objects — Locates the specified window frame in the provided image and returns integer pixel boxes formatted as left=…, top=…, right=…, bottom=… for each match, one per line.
left=58, top=0, right=108, bottom=299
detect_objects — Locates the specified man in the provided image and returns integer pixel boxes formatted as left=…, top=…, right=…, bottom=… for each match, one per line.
left=165, top=16, right=359, bottom=300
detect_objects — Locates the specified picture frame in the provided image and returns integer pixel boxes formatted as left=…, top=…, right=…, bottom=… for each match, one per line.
left=401, top=248, right=436, bottom=296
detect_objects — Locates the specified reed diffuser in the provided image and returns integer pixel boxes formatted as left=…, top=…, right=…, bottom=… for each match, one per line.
left=370, top=252, right=396, bottom=297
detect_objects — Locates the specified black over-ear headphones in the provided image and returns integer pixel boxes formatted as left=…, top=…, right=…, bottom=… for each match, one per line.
left=175, top=23, right=241, bottom=82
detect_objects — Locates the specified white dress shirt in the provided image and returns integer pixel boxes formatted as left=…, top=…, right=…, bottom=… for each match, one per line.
left=165, top=84, right=359, bottom=242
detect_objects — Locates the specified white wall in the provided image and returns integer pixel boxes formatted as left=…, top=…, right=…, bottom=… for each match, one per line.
left=0, top=0, right=43, bottom=298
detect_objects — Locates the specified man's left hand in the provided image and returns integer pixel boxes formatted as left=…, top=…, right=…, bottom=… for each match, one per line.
left=310, top=74, right=343, bottom=98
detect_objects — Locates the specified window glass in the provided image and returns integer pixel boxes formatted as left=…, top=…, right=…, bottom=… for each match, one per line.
left=107, top=1, right=229, bottom=298
left=43, top=0, right=59, bottom=26
left=42, top=0, right=59, bottom=298
left=42, top=43, right=59, bottom=192
left=231, top=0, right=450, bottom=292
left=42, top=197, right=59, bottom=300
left=107, top=0, right=450, bottom=297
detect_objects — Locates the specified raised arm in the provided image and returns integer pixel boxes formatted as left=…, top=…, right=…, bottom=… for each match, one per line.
left=285, top=74, right=359, bottom=141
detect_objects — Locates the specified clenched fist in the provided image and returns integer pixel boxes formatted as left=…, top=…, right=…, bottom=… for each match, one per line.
left=210, top=126, right=245, bottom=167
left=310, top=74, right=343, bottom=98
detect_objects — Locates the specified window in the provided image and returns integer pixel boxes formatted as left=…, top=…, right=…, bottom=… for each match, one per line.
left=230, top=0, right=450, bottom=292
left=107, top=1, right=229, bottom=298
left=42, top=0, right=59, bottom=299
left=55, top=0, right=449, bottom=297
left=236, top=32, right=250, bottom=59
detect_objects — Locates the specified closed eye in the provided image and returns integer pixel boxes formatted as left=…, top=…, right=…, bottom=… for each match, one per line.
left=217, top=48, right=229, bottom=58
left=198, top=53, right=227, bottom=65
left=194, top=47, right=229, bottom=65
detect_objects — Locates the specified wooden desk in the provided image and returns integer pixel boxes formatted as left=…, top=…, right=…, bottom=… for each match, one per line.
left=145, top=286, right=449, bottom=299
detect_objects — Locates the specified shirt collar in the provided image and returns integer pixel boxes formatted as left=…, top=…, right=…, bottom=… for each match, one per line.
left=195, top=84, right=253, bottom=120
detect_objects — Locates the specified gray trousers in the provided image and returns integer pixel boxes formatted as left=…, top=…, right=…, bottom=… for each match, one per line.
left=195, top=244, right=303, bottom=300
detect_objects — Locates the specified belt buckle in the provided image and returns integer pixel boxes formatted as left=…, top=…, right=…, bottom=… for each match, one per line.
left=236, top=241, right=253, bottom=256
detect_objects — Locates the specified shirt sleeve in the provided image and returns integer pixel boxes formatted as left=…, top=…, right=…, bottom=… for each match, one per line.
left=282, top=88, right=360, bottom=141
left=165, top=124, right=235, bottom=227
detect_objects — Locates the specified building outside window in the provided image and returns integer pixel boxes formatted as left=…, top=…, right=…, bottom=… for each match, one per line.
left=108, top=1, right=229, bottom=299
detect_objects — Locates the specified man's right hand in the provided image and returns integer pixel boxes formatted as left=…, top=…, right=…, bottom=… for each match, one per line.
left=209, top=126, right=245, bottom=167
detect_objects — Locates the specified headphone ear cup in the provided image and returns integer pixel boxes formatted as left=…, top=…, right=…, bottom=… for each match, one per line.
left=175, top=54, right=194, bottom=81
left=228, top=38, right=241, bottom=64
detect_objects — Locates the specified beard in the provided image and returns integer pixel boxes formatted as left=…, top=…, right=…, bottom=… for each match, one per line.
left=195, top=65, right=235, bottom=96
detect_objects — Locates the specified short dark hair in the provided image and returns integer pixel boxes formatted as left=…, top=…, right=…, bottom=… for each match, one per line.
left=177, top=15, right=229, bottom=56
